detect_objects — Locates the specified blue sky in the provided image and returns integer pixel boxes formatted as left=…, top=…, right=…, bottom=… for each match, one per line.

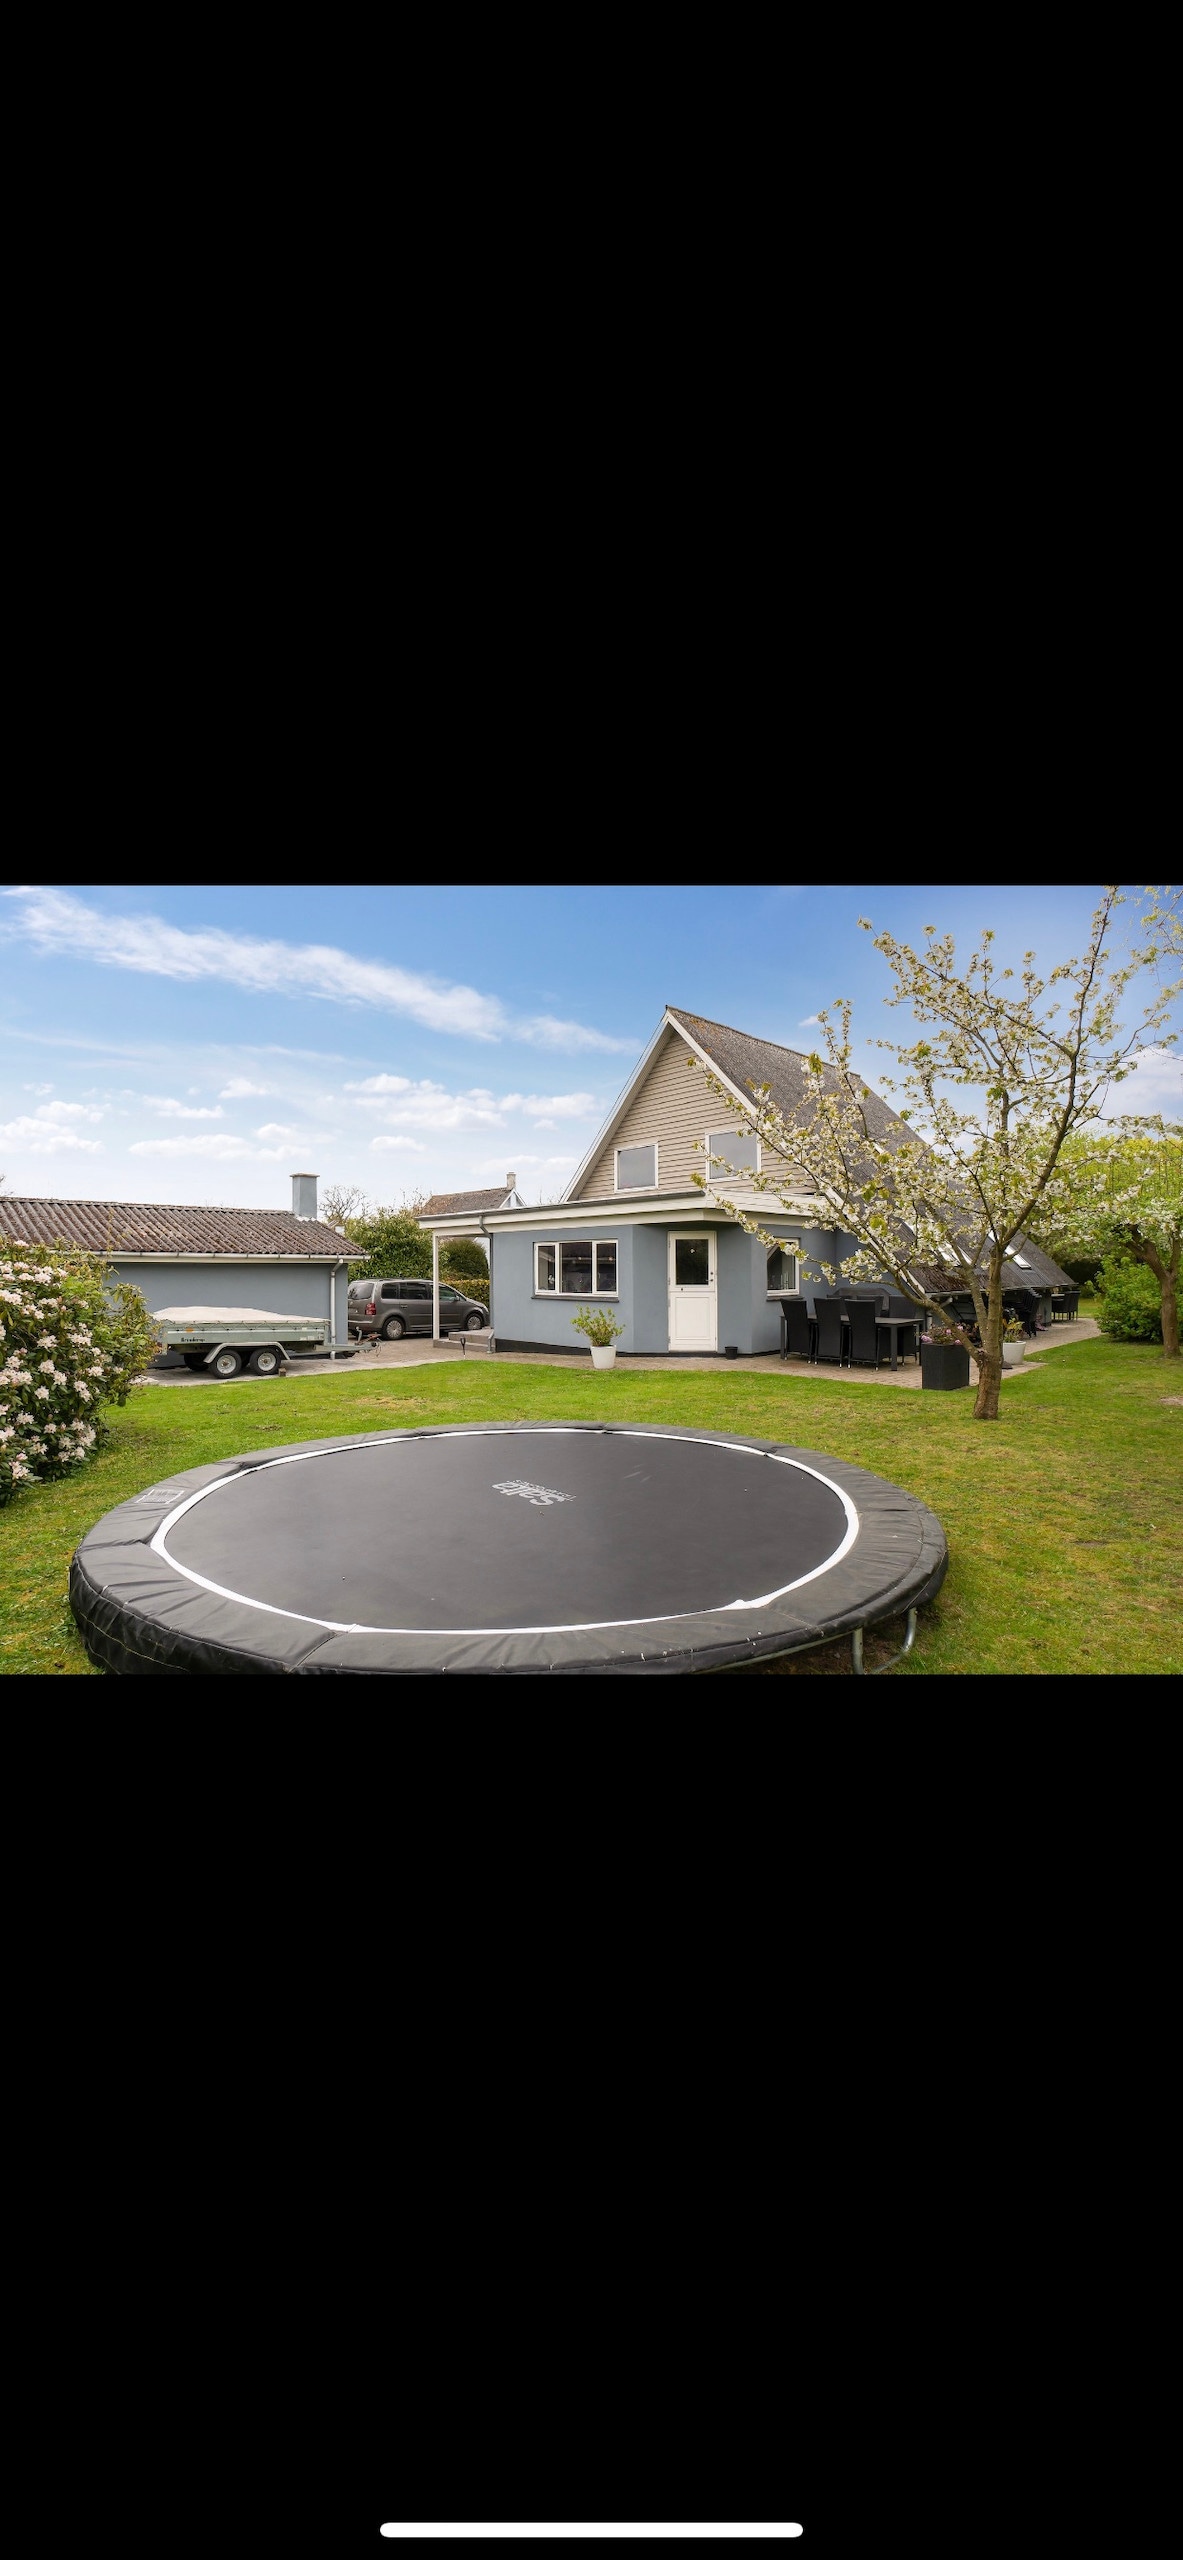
left=1, top=883, right=1178, bottom=1208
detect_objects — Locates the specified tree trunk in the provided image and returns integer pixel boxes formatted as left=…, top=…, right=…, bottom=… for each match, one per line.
left=1162, top=1270, right=1180, bottom=1359
left=1133, top=1234, right=1181, bottom=1360
left=972, top=1258, right=1006, bottom=1420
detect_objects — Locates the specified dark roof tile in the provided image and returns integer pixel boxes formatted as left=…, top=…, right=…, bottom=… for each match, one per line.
left=0, top=1198, right=361, bottom=1256
left=420, top=1187, right=513, bottom=1215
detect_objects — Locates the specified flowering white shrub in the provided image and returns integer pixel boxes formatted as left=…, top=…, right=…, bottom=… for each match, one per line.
left=0, top=1239, right=158, bottom=1503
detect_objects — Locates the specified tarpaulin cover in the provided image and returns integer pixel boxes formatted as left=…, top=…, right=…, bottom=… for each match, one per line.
left=152, top=1306, right=299, bottom=1326
left=69, top=1423, right=948, bottom=1676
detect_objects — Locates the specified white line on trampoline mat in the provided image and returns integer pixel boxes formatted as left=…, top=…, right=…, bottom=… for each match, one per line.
left=147, top=1430, right=860, bottom=1636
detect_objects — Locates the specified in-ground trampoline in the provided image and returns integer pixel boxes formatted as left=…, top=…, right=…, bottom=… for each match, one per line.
left=70, top=1423, right=947, bottom=1675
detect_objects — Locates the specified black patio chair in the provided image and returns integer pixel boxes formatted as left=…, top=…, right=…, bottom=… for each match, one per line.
left=846, top=1302, right=882, bottom=1367
left=781, top=1301, right=814, bottom=1363
left=814, top=1300, right=846, bottom=1365
left=1011, top=1290, right=1041, bottom=1339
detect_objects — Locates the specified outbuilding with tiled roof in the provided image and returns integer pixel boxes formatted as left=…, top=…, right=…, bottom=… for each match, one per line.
left=0, top=1176, right=363, bottom=1352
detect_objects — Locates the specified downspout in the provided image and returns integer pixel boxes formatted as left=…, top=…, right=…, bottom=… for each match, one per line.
left=330, top=1256, right=345, bottom=1357
left=479, top=1214, right=493, bottom=1348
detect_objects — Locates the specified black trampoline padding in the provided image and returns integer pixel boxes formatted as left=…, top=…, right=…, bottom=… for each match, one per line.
left=69, top=1423, right=948, bottom=1675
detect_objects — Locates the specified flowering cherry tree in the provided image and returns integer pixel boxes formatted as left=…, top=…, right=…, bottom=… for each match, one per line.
left=0, top=1239, right=157, bottom=1502
left=690, top=888, right=1179, bottom=1421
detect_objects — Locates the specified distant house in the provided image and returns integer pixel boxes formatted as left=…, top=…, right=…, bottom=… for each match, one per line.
left=419, top=1177, right=525, bottom=1218
left=418, top=1009, right=1073, bottom=1355
left=0, top=1174, right=361, bottom=1348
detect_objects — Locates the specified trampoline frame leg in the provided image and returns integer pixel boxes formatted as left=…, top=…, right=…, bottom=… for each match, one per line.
left=852, top=1607, right=918, bottom=1675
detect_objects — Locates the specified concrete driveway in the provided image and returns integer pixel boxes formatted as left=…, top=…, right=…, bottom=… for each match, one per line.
left=139, top=1330, right=496, bottom=1384
left=138, top=1317, right=1098, bottom=1388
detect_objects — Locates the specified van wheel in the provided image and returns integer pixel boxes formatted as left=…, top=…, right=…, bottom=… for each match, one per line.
left=465, top=1312, right=484, bottom=1329
left=381, top=1315, right=405, bottom=1340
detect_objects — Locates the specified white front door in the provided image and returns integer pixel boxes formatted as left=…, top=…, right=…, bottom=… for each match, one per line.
left=668, top=1230, right=717, bottom=1350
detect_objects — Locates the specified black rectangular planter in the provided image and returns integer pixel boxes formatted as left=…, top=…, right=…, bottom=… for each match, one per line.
left=921, top=1342, right=971, bottom=1390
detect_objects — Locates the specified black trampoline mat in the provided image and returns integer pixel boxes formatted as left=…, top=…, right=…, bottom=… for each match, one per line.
left=157, top=1429, right=855, bottom=1631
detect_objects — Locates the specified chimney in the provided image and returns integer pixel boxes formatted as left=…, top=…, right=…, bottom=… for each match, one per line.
left=505, top=1172, right=516, bottom=1192
left=291, top=1172, right=318, bottom=1220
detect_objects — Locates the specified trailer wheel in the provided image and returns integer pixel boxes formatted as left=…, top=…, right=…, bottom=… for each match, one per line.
left=248, top=1347, right=283, bottom=1376
left=211, top=1348, right=244, bottom=1378
left=183, top=1354, right=206, bottom=1371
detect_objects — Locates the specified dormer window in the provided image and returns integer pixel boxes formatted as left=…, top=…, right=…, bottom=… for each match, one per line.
left=615, top=1143, right=657, bottom=1190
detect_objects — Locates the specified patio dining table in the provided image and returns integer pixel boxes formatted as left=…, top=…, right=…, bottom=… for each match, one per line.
left=873, top=1315, right=921, bottom=1371
left=780, top=1304, right=920, bottom=1370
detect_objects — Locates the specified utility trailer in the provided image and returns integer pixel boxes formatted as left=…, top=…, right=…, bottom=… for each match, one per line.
left=152, top=1305, right=359, bottom=1379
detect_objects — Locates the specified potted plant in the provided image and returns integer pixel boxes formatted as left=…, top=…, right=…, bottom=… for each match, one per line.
left=571, top=1303, right=625, bottom=1369
left=920, top=1319, right=971, bottom=1390
left=1001, top=1316, right=1028, bottom=1368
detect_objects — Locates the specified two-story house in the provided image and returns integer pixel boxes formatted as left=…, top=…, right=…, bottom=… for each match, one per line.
left=419, top=1005, right=1077, bottom=1355
left=418, top=1007, right=894, bottom=1356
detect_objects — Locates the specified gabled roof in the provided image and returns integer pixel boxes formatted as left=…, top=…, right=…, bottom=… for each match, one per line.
left=562, top=1003, right=911, bottom=1201
left=0, top=1197, right=361, bottom=1257
left=668, top=1006, right=911, bottom=1150
left=419, top=1185, right=519, bottom=1216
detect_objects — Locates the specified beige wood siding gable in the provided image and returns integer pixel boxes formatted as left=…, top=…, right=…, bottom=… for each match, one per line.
left=575, top=1028, right=806, bottom=1200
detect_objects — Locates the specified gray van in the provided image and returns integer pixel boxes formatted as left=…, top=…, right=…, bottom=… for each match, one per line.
left=348, top=1277, right=488, bottom=1340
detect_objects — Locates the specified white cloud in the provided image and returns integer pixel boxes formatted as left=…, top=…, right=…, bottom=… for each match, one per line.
left=23, top=1081, right=54, bottom=1095
left=370, top=1134, right=427, bottom=1152
left=512, top=1015, right=636, bottom=1054
left=255, top=1122, right=303, bottom=1140
left=498, top=1091, right=598, bottom=1119
left=2, top=886, right=637, bottom=1052
left=798, top=1015, right=822, bottom=1028
left=35, top=1099, right=104, bottom=1122
left=219, top=1076, right=276, bottom=1099
left=345, top=1077, right=506, bottom=1132
left=0, top=1115, right=102, bottom=1153
left=138, top=1095, right=224, bottom=1120
left=128, top=1133, right=288, bottom=1160
left=1099, top=1044, right=1183, bottom=1118
left=343, top=1078, right=599, bottom=1135
left=486, top=1150, right=577, bottom=1170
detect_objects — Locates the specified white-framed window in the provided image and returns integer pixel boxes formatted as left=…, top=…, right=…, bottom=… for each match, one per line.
left=766, top=1242, right=800, bottom=1295
left=535, top=1240, right=619, bottom=1295
left=614, top=1141, right=658, bottom=1190
left=706, top=1125, right=760, bottom=1177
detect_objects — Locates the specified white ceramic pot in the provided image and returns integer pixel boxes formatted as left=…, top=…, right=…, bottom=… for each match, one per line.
left=590, top=1344, right=617, bottom=1370
left=1002, top=1339, right=1026, bottom=1367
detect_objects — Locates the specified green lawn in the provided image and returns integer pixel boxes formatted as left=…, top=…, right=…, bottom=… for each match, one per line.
left=2, top=1341, right=1180, bottom=1675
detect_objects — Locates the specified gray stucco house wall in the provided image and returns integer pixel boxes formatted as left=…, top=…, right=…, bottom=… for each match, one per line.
left=116, top=1257, right=351, bottom=1345
left=119, top=1254, right=350, bottom=1361
left=487, top=1214, right=862, bottom=1358
left=491, top=1223, right=639, bottom=1353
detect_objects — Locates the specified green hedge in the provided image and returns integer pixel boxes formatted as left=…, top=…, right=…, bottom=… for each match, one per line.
left=1096, top=1254, right=1162, bottom=1343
